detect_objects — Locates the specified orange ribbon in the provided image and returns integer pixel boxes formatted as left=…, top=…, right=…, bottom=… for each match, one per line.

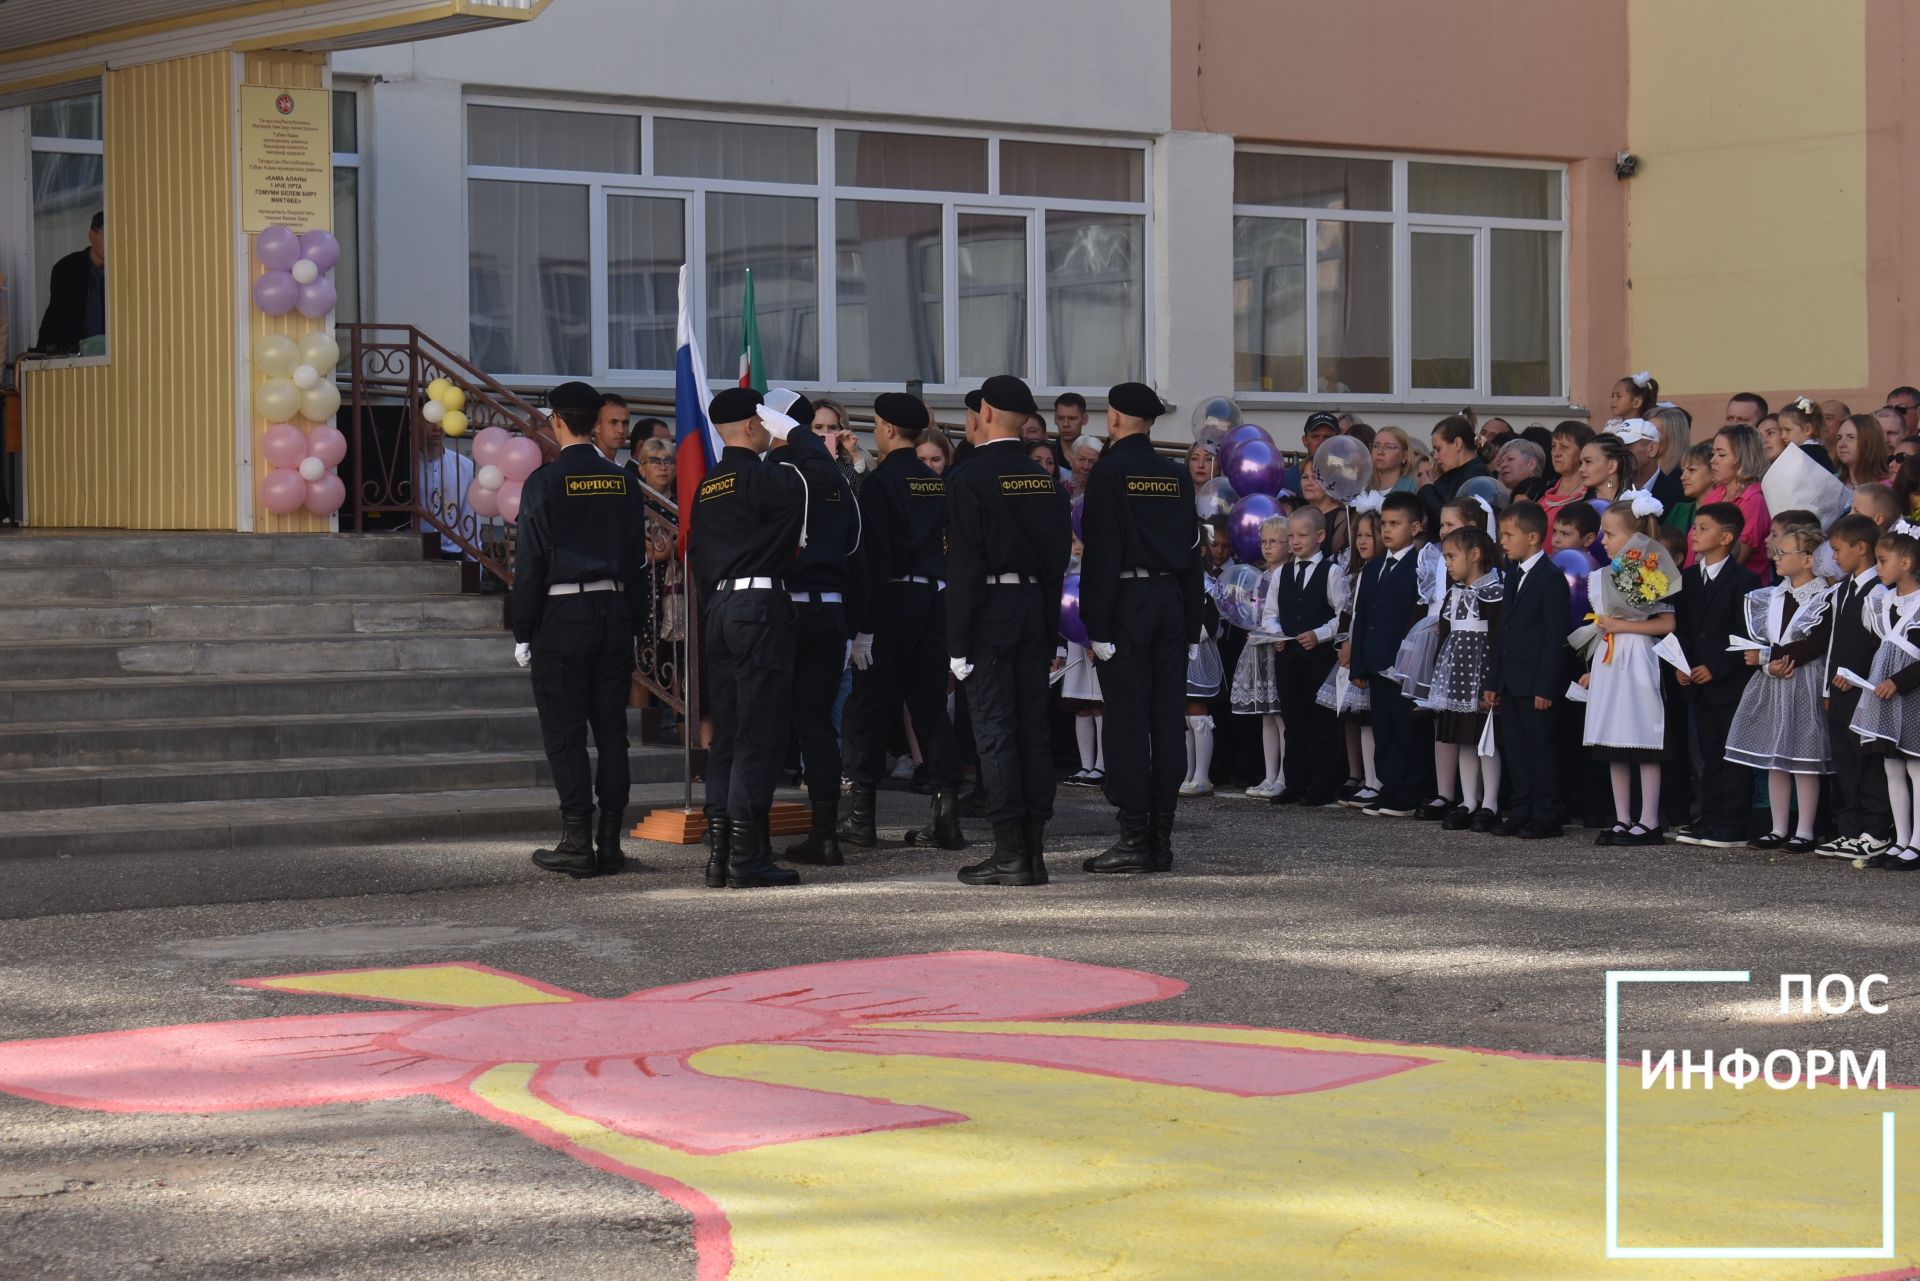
left=1584, top=612, right=1615, bottom=664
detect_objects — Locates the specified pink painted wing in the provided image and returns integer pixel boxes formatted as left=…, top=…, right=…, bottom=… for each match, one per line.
left=625, top=951, right=1184, bottom=1023
left=0, top=1012, right=469, bottom=1113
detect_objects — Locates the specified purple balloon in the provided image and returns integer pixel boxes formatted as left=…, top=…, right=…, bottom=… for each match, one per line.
left=256, top=225, right=300, bottom=271
left=1059, top=572, right=1090, bottom=648
left=1552, top=548, right=1595, bottom=630
left=1070, top=495, right=1085, bottom=542
left=1227, top=494, right=1284, bottom=565
left=295, top=276, right=338, bottom=319
left=1224, top=438, right=1287, bottom=498
left=252, top=270, right=299, bottom=316
left=1216, top=423, right=1273, bottom=478
left=299, top=229, right=341, bottom=272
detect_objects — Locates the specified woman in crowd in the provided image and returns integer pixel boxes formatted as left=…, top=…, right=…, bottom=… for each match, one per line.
left=917, top=428, right=955, bottom=475
left=1835, top=413, right=1890, bottom=489
left=630, top=436, right=675, bottom=498
left=1578, top=432, right=1634, bottom=507
left=812, top=397, right=873, bottom=490
left=1650, top=405, right=1693, bottom=489
left=1028, top=439, right=1063, bottom=485
left=1694, top=423, right=1773, bottom=575
left=1369, top=426, right=1420, bottom=495
left=1188, top=440, right=1218, bottom=489
left=1298, top=457, right=1350, bottom=557
left=1539, top=421, right=1594, bottom=524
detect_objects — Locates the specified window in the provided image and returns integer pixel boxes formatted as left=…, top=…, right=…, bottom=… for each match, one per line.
left=331, top=89, right=363, bottom=327
left=28, top=92, right=105, bottom=355
left=463, top=101, right=1149, bottom=390
left=1233, top=149, right=1565, bottom=402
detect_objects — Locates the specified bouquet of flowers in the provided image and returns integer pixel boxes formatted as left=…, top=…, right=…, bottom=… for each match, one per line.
left=1568, top=532, right=1679, bottom=661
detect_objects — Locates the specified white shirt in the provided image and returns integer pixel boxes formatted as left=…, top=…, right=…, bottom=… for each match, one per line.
left=1699, top=555, right=1724, bottom=583
left=415, top=447, right=475, bottom=557
left=1258, top=553, right=1349, bottom=643
left=1517, top=550, right=1544, bottom=579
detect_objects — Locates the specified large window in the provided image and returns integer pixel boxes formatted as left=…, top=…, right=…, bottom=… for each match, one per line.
left=1233, top=150, right=1565, bottom=403
left=331, top=89, right=363, bottom=326
left=465, top=102, right=1149, bottom=390
left=28, top=92, right=105, bottom=354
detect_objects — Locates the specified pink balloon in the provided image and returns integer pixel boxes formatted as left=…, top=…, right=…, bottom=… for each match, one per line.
left=500, top=436, right=544, bottom=483
left=256, top=225, right=300, bottom=271
left=499, top=478, right=525, bottom=524
left=252, top=270, right=298, bottom=316
left=468, top=477, right=500, bottom=519
left=295, top=276, right=337, bottom=319
left=261, top=422, right=307, bottom=469
left=299, top=229, right=341, bottom=272
left=259, top=468, right=308, bottom=515
left=306, top=424, right=347, bottom=467
left=303, top=471, right=346, bottom=516
left=471, top=426, right=512, bottom=468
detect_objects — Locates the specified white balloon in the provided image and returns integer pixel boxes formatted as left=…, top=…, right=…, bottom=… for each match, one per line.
left=476, top=464, right=505, bottom=492
left=422, top=399, right=446, bottom=425
left=298, top=456, right=327, bottom=483
left=291, top=258, right=320, bottom=285
left=292, top=362, right=320, bottom=390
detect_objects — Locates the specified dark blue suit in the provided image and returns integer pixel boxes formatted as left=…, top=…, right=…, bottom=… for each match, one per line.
left=1350, top=546, right=1423, bottom=805
left=1492, top=553, right=1572, bottom=828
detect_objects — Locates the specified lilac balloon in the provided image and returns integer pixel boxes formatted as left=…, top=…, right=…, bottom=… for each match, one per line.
left=1058, top=573, right=1090, bottom=648
left=1070, top=495, right=1085, bottom=543
left=256, top=225, right=300, bottom=271
left=1223, top=437, right=1287, bottom=498
left=252, top=270, right=299, bottom=316
left=1552, top=548, right=1595, bottom=630
left=1217, top=423, right=1273, bottom=474
left=299, top=229, right=341, bottom=272
left=295, top=276, right=338, bottom=319
left=259, top=468, right=308, bottom=515
left=1226, top=493, right=1284, bottom=565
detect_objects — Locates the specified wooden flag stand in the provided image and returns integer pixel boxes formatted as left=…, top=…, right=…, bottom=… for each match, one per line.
left=631, top=801, right=812, bottom=845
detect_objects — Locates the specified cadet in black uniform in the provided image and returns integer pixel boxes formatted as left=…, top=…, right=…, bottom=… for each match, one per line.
left=511, top=380, right=652, bottom=879
left=762, top=388, right=867, bottom=866
left=838, top=392, right=965, bottom=852
left=945, top=375, right=1073, bottom=885
left=1077, top=382, right=1203, bottom=874
left=689, top=387, right=840, bottom=888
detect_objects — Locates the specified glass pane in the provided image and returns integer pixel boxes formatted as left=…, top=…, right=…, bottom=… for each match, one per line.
left=1409, top=162, right=1560, bottom=219
left=836, top=200, right=942, bottom=383
left=1490, top=229, right=1561, bottom=398
left=30, top=93, right=102, bottom=141
left=1234, top=152, right=1390, bottom=210
left=467, top=180, right=590, bottom=376
left=1232, top=216, right=1306, bottom=393
left=707, top=193, right=819, bottom=382
left=1411, top=232, right=1475, bottom=391
left=608, top=196, right=687, bottom=372
left=959, top=213, right=1027, bottom=380
left=656, top=117, right=815, bottom=183
left=467, top=105, right=640, bottom=174
left=1044, top=210, right=1142, bottom=386
left=1317, top=221, right=1392, bottom=395
left=31, top=152, right=105, bottom=341
left=1001, top=141, right=1142, bottom=202
left=836, top=129, right=985, bottom=192
left=332, top=167, right=360, bottom=326
left=331, top=90, right=358, bottom=155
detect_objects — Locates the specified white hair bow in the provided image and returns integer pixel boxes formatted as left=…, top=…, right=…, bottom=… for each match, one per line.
left=1469, top=494, right=1495, bottom=531
left=1351, top=491, right=1385, bottom=514
left=1622, top=487, right=1665, bottom=519
left=1793, top=395, right=1815, bottom=415
left=1897, top=518, right=1920, bottom=539
left=1630, top=371, right=1654, bottom=387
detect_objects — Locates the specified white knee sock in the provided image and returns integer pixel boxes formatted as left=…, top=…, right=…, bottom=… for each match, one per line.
left=1767, top=771, right=1792, bottom=839
left=1189, top=715, right=1215, bottom=786
left=1344, top=722, right=1364, bottom=783
left=1479, top=749, right=1502, bottom=814
left=1184, top=724, right=1197, bottom=787
left=1886, top=758, right=1913, bottom=848
left=1638, top=762, right=1662, bottom=829
left=1458, top=752, right=1481, bottom=813
left=1262, top=716, right=1283, bottom=787
left=1360, top=726, right=1380, bottom=789
left=1075, top=716, right=1098, bottom=773
left=1794, top=772, right=1820, bottom=840
left=1092, top=714, right=1105, bottom=771
left=1434, top=742, right=1460, bottom=802
left=1610, top=763, right=1633, bottom=826
left=1904, top=760, right=1920, bottom=853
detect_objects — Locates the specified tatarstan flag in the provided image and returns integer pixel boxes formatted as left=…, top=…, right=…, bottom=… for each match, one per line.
left=738, top=268, right=766, bottom=393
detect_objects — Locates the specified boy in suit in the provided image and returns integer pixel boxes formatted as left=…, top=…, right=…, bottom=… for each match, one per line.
left=1490, top=501, right=1572, bottom=837
left=1673, top=502, right=1760, bottom=847
left=1270, top=506, right=1345, bottom=806
left=1349, top=491, right=1428, bottom=817
left=1817, top=514, right=1893, bottom=858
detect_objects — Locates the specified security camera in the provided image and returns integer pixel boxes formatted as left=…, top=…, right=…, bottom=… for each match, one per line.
left=1615, top=151, right=1639, bottom=180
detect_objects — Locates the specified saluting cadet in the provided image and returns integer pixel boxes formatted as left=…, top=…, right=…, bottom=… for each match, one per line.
left=511, top=380, right=652, bottom=880
left=945, top=375, right=1073, bottom=886
left=689, top=387, right=840, bottom=888
left=763, top=388, right=867, bottom=867
left=1078, top=383, right=1202, bottom=874
left=838, top=392, right=965, bottom=853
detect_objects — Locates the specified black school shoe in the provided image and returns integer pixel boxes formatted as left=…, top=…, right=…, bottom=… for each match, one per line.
left=1595, top=823, right=1627, bottom=847
left=1414, top=799, right=1455, bottom=822
left=1748, top=832, right=1787, bottom=851
left=1440, top=808, right=1474, bottom=831
left=1783, top=836, right=1820, bottom=856
left=1619, top=824, right=1664, bottom=847
left=1856, top=848, right=1910, bottom=870
left=1470, top=809, right=1502, bottom=834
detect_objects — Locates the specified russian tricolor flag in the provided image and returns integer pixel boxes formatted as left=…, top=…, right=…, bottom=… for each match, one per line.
left=673, top=263, right=721, bottom=555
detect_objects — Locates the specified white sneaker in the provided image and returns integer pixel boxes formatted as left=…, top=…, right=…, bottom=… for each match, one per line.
left=1815, top=835, right=1862, bottom=859
left=889, top=757, right=917, bottom=782
left=1179, top=780, right=1214, bottom=798
left=1243, top=781, right=1279, bottom=799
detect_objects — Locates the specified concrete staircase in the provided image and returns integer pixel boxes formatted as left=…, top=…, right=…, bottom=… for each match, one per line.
left=0, top=532, right=681, bottom=860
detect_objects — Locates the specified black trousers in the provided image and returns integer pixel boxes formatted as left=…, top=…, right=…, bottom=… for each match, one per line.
left=1368, top=676, right=1417, bottom=805
left=1693, top=687, right=1752, bottom=837
left=1829, top=689, right=1893, bottom=839
left=529, top=592, right=635, bottom=816
left=843, top=582, right=958, bottom=789
left=789, top=599, right=850, bottom=812
left=703, top=588, right=795, bottom=827
left=1095, top=577, right=1187, bottom=817
left=1498, top=694, right=1559, bottom=826
left=1277, top=646, right=1340, bottom=800
left=964, top=584, right=1055, bottom=822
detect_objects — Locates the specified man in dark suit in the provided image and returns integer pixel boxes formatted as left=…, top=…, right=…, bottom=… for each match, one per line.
left=35, top=211, right=105, bottom=353
left=1673, top=502, right=1760, bottom=847
left=1490, top=502, right=1572, bottom=837
left=1350, top=491, right=1428, bottom=817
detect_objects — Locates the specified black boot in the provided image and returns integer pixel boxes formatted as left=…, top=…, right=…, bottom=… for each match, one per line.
left=703, top=814, right=731, bottom=889
left=533, top=810, right=597, bottom=878
left=1148, top=811, right=1175, bottom=872
left=785, top=800, right=845, bottom=866
left=594, top=808, right=629, bottom=875
left=1023, top=816, right=1050, bottom=886
left=1084, top=810, right=1154, bottom=874
left=902, top=788, right=966, bottom=850
left=835, top=784, right=877, bottom=847
left=729, top=814, right=801, bottom=889
left=959, top=819, right=1040, bottom=886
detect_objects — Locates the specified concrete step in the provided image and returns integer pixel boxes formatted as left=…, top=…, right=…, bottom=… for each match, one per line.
left=0, top=669, right=532, bottom=725
left=0, top=630, right=514, bottom=679
left=0, top=560, right=462, bottom=603
left=0, top=594, right=506, bottom=642
left=0, top=782, right=692, bottom=860
left=0, top=531, right=424, bottom=567
left=0, top=748, right=685, bottom=811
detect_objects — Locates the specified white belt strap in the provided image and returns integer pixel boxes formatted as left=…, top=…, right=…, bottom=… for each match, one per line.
left=1118, top=568, right=1167, bottom=579
left=790, top=591, right=844, bottom=603
left=891, top=575, right=933, bottom=585
left=1452, top=619, right=1489, bottom=633
left=548, top=579, right=619, bottom=596
left=987, top=572, right=1038, bottom=585
left=723, top=577, right=779, bottom=591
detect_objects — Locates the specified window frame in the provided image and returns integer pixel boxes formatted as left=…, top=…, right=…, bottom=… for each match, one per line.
left=331, top=83, right=367, bottom=326
left=21, top=86, right=108, bottom=360
left=1232, top=144, right=1568, bottom=407
left=462, top=95, right=1152, bottom=396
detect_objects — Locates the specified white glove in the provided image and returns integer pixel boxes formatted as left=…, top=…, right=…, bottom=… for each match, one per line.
left=1090, top=641, right=1117, bottom=662
left=949, top=656, right=974, bottom=682
left=758, top=406, right=799, bottom=441
left=513, top=642, right=532, bottom=668
left=850, top=632, right=875, bottom=670
left=1188, top=644, right=1199, bottom=661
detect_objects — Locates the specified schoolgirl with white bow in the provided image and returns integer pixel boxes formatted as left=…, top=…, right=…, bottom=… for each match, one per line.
left=1424, top=526, right=1505, bottom=831
left=1846, top=520, right=1920, bottom=871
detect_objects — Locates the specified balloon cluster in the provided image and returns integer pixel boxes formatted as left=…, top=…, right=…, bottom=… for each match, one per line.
left=1188, top=397, right=1296, bottom=564
left=253, top=329, right=345, bottom=516
left=468, top=426, right=542, bottom=525
left=252, top=225, right=339, bottom=319
left=423, top=377, right=470, bottom=438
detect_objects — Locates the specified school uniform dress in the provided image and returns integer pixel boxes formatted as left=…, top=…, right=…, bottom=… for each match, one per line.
left=1230, top=567, right=1284, bottom=715
left=1428, top=571, right=1505, bottom=745
left=1724, top=581, right=1833, bottom=773
left=1061, top=638, right=1103, bottom=701
left=1849, top=588, right=1920, bottom=758
left=1385, top=543, right=1449, bottom=703
left=1825, top=568, right=1893, bottom=840
left=1189, top=594, right=1225, bottom=698
left=1315, top=579, right=1372, bottom=724
left=1582, top=568, right=1673, bottom=762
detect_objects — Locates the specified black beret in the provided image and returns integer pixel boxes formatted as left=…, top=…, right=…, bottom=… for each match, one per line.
left=1107, top=381, right=1166, bottom=421
left=980, top=374, right=1038, bottom=416
left=707, top=386, right=763, bottom=426
left=964, top=389, right=983, bottom=413
left=547, top=380, right=601, bottom=415
left=1303, top=411, right=1342, bottom=433
left=873, top=392, right=929, bottom=432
